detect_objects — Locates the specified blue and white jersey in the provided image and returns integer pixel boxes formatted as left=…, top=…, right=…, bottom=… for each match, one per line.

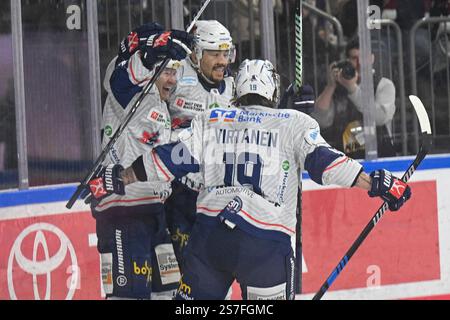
left=96, top=53, right=172, bottom=212
left=107, top=54, right=234, bottom=191
left=101, top=57, right=126, bottom=148
left=142, top=105, right=363, bottom=244
left=167, top=59, right=235, bottom=191
left=168, top=58, right=234, bottom=135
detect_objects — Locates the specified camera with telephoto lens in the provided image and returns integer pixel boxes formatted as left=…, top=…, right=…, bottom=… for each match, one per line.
left=334, top=60, right=356, bottom=80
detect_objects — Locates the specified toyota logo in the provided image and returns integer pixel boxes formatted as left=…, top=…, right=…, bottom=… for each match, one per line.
left=7, top=223, right=78, bottom=300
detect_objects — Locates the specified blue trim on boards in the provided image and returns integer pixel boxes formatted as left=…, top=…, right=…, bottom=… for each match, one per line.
left=1, top=155, right=449, bottom=208
left=0, top=185, right=77, bottom=208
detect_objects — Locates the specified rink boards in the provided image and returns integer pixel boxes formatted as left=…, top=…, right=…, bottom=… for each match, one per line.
left=0, top=154, right=449, bottom=300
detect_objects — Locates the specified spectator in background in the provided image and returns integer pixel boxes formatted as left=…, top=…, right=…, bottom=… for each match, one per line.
left=312, top=37, right=397, bottom=159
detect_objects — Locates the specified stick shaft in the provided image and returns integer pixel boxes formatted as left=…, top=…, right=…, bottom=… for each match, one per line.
left=313, top=140, right=430, bottom=300
left=294, top=0, right=303, bottom=296
left=295, top=0, right=303, bottom=90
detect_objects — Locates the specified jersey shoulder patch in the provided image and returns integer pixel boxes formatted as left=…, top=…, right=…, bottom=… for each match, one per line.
left=178, top=76, right=198, bottom=86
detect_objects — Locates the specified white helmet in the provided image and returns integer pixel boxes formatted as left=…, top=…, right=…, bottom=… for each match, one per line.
left=235, top=59, right=280, bottom=106
left=192, top=20, right=235, bottom=68
left=166, top=59, right=182, bottom=70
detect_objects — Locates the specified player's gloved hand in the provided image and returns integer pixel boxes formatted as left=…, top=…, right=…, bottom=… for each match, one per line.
left=368, top=169, right=412, bottom=211
left=279, top=83, right=315, bottom=114
left=293, top=84, right=315, bottom=114
left=118, top=22, right=164, bottom=63
left=141, top=30, right=194, bottom=70
left=81, top=164, right=125, bottom=206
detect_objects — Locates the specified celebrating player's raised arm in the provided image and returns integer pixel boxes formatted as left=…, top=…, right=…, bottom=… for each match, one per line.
left=295, top=113, right=410, bottom=211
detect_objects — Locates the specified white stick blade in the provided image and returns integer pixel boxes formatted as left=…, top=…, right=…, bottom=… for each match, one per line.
left=409, top=95, right=432, bottom=134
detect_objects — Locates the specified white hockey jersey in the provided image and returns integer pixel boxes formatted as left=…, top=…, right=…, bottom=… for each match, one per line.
left=167, top=58, right=234, bottom=190
left=101, top=57, right=126, bottom=147
left=168, top=58, right=234, bottom=134
left=95, top=54, right=172, bottom=212
left=143, top=105, right=363, bottom=243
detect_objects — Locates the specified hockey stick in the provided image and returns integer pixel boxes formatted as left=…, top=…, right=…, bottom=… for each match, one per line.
left=312, top=95, right=432, bottom=300
left=66, top=0, right=212, bottom=209
left=294, top=0, right=303, bottom=296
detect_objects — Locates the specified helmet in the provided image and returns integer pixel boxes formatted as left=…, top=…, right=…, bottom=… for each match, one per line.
left=166, top=59, right=182, bottom=70
left=235, top=59, right=280, bottom=106
left=192, top=20, right=235, bottom=68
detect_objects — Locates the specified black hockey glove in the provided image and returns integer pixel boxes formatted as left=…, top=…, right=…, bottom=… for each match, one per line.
left=141, top=30, right=194, bottom=70
left=368, top=169, right=412, bottom=211
left=118, top=22, right=164, bottom=63
left=279, top=83, right=315, bottom=114
left=81, top=164, right=125, bottom=206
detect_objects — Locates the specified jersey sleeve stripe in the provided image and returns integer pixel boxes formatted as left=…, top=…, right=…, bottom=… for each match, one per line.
left=323, top=156, right=349, bottom=172
left=97, top=196, right=161, bottom=209
left=197, top=206, right=222, bottom=213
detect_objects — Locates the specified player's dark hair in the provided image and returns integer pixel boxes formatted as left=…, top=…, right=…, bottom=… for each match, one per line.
left=235, top=94, right=276, bottom=108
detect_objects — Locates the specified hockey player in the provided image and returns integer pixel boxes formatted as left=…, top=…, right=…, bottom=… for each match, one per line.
left=82, top=59, right=412, bottom=300
left=164, top=20, right=236, bottom=269
left=84, top=29, right=194, bottom=299
left=101, top=22, right=165, bottom=146
left=112, top=20, right=236, bottom=269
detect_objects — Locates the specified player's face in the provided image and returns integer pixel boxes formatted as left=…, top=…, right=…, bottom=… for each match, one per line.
left=156, top=68, right=178, bottom=101
left=200, top=50, right=230, bottom=83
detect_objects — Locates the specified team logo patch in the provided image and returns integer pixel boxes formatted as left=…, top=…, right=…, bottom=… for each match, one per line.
left=209, top=109, right=236, bottom=123
left=225, top=196, right=243, bottom=215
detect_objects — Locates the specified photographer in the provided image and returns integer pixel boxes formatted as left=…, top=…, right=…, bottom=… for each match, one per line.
left=313, top=37, right=397, bottom=159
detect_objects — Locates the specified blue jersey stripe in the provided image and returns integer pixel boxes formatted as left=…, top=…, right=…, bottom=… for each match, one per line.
left=154, top=142, right=200, bottom=179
